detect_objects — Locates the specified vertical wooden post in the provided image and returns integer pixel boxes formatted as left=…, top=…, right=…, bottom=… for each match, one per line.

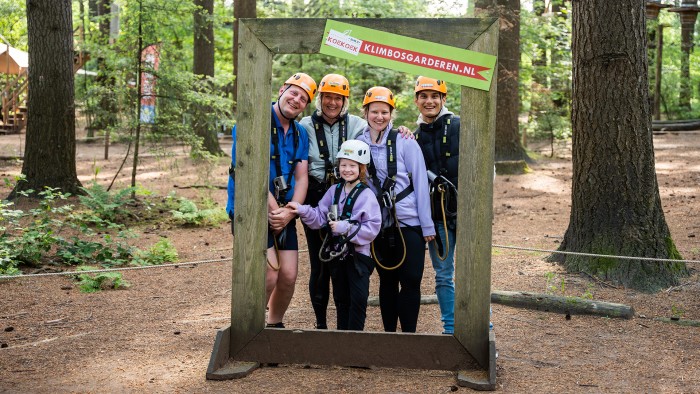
left=229, top=20, right=272, bottom=357
left=454, top=19, right=498, bottom=370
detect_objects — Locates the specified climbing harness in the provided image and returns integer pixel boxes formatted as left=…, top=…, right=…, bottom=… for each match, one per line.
left=267, top=115, right=300, bottom=271
left=368, top=130, right=413, bottom=271
left=318, top=182, right=366, bottom=263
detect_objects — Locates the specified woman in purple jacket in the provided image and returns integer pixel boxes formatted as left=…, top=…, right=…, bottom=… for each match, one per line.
left=288, top=140, right=381, bottom=331
left=357, top=86, right=435, bottom=333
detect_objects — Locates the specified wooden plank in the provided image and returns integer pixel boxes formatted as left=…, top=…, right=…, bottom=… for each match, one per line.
left=454, top=19, right=499, bottom=370
left=234, top=329, right=480, bottom=371
left=229, top=20, right=273, bottom=357
left=457, top=331, right=497, bottom=390
left=244, top=18, right=497, bottom=54
left=206, top=326, right=231, bottom=378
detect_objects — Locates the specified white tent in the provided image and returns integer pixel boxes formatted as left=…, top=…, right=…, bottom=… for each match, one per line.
left=0, top=44, right=28, bottom=75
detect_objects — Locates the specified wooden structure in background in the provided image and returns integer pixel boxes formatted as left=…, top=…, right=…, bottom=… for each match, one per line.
left=207, top=18, right=498, bottom=390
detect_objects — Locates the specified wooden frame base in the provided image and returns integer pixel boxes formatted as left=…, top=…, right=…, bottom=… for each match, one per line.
left=207, top=326, right=496, bottom=390
left=212, top=17, right=499, bottom=390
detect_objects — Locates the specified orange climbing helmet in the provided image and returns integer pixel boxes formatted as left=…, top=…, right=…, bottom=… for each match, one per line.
left=414, top=76, right=447, bottom=95
left=284, top=72, right=318, bottom=102
left=318, top=74, right=350, bottom=97
left=362, top=86, right=395, bottom=109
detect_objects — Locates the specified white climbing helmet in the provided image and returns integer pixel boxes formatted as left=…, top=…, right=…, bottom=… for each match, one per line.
left=336, top=140, right=371, bottom=165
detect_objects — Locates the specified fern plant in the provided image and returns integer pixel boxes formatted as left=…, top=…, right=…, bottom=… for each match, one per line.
left=77, top=181, right=135, bottom=224
left=74, top=266, right=129, bottom=293
left=133, top=238, right=178, bottom=266
left=171, top=197, right=227, bottom=227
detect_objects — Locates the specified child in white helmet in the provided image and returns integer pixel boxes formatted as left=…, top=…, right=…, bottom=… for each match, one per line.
left=288, top=140, right=381, bottom=331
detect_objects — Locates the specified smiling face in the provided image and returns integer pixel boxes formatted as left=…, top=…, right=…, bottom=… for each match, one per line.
left=338, top=158, right=360, bottom=183
left=320, top=92, right=344, bottom=122
left=414, top=90, right=446, bottom=122
left=277, top=84, right=310, bottom=119
left=365, top=102, right=392, bottom=133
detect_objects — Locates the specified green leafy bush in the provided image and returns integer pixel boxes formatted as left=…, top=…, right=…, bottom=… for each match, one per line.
left=171, top=197, right=227, bottom=227
left=74, top=266, right=129, bottom=293
left=134, top=238, right=178, bottom=266
left=77, top=181, right=135, bottom=225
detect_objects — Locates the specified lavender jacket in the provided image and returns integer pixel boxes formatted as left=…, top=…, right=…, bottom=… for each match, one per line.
left=296, top=184, right=381, bottom=256
left=357, top=122, right=436, bottom=238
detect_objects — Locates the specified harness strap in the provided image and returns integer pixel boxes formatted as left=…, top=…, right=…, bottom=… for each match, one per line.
left=270, top=113, right=300, bottom=204
left=333, top=181, right=369, bottom=221
left=312, top=113, right=347, bottom=184
left=368, top=129, right=414, bottom=206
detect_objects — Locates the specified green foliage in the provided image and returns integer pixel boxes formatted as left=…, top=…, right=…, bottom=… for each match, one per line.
left=56, top=235, right=136, bottom=267
left=264, top=0, right=445, bottom=129
left=0, top=0, right=27, bottom=49
left=171, top=197, right=228, bottom=227
left=671, top=304, right=685, bottom=319
left=74, top=266, right=129, bottom=293
left=134, top=238, right=178, bottom=266
left=0, top=188, right=73, bottom=267
left=652, top=12, right=700, bottom=119
left=544, top=271, right=565, bottom=295
left=520, top=5, right=572, bottom=143
left=76, top=181, right=134, bottom=226
left=76, top=0, right=235, bottom=157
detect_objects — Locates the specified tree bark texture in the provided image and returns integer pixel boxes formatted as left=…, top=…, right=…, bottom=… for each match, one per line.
left=475, top=0, right=530, bottom=162
left=232, top=0, right=256, bottom=113
left=193, top=0, right=223, bottom=155
left=12, top=0, right=82, bottom=198
left=559, top=0, right=687, bottom=291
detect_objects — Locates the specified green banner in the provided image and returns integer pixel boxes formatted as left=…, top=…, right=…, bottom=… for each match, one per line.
left=319, top=20, right=496, bottom=91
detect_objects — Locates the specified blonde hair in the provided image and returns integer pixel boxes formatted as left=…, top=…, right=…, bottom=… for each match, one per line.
left=315, top=93, right=350, bottom=118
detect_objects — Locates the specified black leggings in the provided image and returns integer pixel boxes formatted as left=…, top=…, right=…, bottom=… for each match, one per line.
left=376, top=226, right=425, bottom=333
left=304, top=180, right=331, bottom=329
left=330, top=253, right=374, bottom=331
left=303, top=225, right=331, bottom=328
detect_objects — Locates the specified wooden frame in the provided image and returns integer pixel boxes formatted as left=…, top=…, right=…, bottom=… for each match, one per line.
left=207, top=18, right=498, bottom=390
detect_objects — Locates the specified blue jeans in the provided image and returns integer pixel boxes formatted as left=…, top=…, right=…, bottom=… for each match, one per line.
left=427, top=221, right=456, bottom=334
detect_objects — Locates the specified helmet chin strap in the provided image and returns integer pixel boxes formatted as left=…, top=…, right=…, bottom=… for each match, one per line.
left=276, top=86, right=298, bottom=122
left=275, top=98, right=296, bottom=122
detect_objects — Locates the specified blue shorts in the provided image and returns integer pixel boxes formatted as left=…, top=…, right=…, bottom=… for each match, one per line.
left=268, top=219, right=298, bottom=250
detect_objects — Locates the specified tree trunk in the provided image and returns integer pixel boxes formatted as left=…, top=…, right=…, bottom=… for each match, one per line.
left=232, top=0, right=256, bottom=114
left=92, top=0, right=117, bottom=138
left=193, top=0, right=223, bottom=155
left=11, top=0, right=82, bottom=198
left=555, top=0, right=688, bottom=292
left=475, top=0, right=531, bottom=162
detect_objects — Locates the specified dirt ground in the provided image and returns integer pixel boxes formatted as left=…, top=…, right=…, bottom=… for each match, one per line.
left=0, top=129, right=699, bottom=393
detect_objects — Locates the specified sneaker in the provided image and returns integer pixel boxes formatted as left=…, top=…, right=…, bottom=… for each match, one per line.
left=266, top=322, right=285, bottom=328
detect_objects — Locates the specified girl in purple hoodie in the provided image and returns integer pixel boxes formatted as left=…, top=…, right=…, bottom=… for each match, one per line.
left=357, top=86, right=435, bottom=333
left=288, top=140, right=381, bottom=331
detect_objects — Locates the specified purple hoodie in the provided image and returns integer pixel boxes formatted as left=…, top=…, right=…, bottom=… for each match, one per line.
left=357, top=122, right=435, bottom=237
left=296, top=183, right=381, bottom=256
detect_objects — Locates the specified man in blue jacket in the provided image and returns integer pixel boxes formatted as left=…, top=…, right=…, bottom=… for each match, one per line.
left=227, top=72, right=317, bottom=328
